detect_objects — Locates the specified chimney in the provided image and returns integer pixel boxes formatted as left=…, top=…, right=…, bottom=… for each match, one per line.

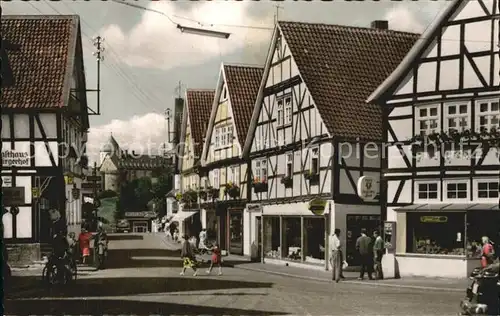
left=371, top=20, right=388, bottom=30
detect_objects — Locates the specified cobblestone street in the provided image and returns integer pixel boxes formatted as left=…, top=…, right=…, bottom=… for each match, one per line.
left=6, top=234, right=465, bottom=315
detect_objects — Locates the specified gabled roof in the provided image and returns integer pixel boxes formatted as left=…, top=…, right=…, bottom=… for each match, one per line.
left=1, top=15, right=82, bottom=109
left=223, top=65, right=264, bottom=147
left=367, top=0, right=466, bottom=103
left=202, top=63, right=263, bottom=161
left=277, top=21, right=419, bottom=141
left=185, top=89, right=214, bottom=157
left=102, top=134, right=121, bottom=153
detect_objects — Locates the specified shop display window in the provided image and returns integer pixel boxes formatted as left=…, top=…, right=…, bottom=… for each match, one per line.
left=229, top=212, right=243, bottom=254
left=263, top=217, right=280, bottom=259
left=466, top=210, right=500, bottom=258
left=303, top=217, right=325, bottom=264
left=282, top=217, right=301, bottom=261
left=406, top=212, right=465, bottom=255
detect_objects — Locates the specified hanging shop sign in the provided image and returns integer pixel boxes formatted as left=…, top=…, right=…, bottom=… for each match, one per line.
left=10, top=206, right=19, bottom=216
left=64, top=175, right=74, bottom=185
left=2, top=176, right=12, bottom=187
left=308, top=198, right=327, bottom=215
left=32, top=187, right=40, bottom=198
left=72, top=188, right=81, bottom=200
left=420, top=216, right=448, bottom=223
left=2, top=149, right=30, bottom=167
left=3, top=187, right=25, bottom=206
left=246, top=204, right=263, bottom=212
left=357, top=176, right=378, bottom=201
left=383, top=221, right=396, bottom=253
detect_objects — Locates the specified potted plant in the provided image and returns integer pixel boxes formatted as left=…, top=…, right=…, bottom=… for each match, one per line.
left=253, top=177, right=268, bottom=193
left=198, top=189, right=208, bottom=201
left=280, top=175, right=293, bottom=188
left=303, top=170, right=319, bottom=185
left=224, top=182, right=240, bottom=199
left=182, top=189, right=198, bottom=204
left=207, top=186, right=220, bottom=200
left=175, top=192, right=182, bottom=201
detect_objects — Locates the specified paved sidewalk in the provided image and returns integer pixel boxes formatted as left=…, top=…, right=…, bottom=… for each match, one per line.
left=234, top=261, right=468, bottom=292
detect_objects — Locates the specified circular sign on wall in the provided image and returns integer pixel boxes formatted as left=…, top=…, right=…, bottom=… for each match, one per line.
left=9, top=206, right=19, bottom=216
left=357, top=176, right=378, bottom=201
left=308, top=198, right=327, bottom=216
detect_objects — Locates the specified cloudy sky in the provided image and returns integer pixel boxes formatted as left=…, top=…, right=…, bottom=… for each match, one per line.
left=3, top=0, right=447, bottom=162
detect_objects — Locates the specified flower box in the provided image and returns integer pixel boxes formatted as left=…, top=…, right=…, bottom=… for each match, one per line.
left=224, top=183, right=240, bottom=199
left=198, top=190, right=208, bottom=201
left=182, top=190, right=198, bottom=204
left=280, top=176, right=293, bottom=188
left=253, top=181, right=268, bottom=193
left=207, top=187, right=220, bottom=200
left=303, top=172, right=319, bottom=185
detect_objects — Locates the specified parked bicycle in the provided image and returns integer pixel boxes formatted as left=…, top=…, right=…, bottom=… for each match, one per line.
left=42, top=251, right=77, bottom=286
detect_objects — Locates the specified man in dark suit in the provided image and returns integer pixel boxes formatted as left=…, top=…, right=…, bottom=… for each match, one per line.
left=356, top=228, right=374, bottom=280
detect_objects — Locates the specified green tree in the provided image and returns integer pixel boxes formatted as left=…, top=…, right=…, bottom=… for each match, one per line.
left=151, top=171, right=172, bottom=217
left=135, top=177, right=153, bottom=210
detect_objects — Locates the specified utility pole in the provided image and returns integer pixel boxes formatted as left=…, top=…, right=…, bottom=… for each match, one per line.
left=92, top=36, right=105, bottom=115
left=274, top=4, right=283, bottom=24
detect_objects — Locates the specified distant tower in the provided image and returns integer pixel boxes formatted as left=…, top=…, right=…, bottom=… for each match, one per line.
left=99, top=134, right=122, bottom=192
left=99, top=134, right=120, bottom=166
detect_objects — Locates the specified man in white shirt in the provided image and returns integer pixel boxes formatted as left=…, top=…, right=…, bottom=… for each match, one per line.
left=329, top=228, right=343, bottom=283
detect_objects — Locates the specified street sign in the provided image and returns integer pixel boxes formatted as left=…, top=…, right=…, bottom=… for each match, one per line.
left=86, top=175, right=101, bottom=182
left=3, top=187, right=25, bottom=206
left=81, top=182, right=100, bottom=189
left=308, top=198, right=327, bottom=215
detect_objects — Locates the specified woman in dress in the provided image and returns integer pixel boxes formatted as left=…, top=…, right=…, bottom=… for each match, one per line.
left=481, top=236, right=495, bottom=268
left=78, top=228, right=93, bottom=264
left=206, top=243, right=222, bottom=276
left=180, top=235, right=198, bottom=276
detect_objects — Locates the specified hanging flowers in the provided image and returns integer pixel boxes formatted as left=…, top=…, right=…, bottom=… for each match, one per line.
left=224, top=182, right=240, bottom=199
left=253, top=177, right=268, bottom=193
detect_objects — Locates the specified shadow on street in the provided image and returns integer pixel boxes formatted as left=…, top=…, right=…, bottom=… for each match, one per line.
left=5, top=298, right=286, bottom=315
left=106, top=234, right=144, bottom=241
left=7, top=275, right=274, bottom=299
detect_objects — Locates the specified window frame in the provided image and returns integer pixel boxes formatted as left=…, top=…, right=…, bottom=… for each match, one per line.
left=416, top=181, right=439, bottom=200
left=445, top=180, right=469, bottom=200
left=277, top=99, right=284, bottom=127
left=285, top=152, right=293, bottom=177
left=214, top=128, right=220, bottom=148
left=284, top=97, right=292, bottom=126
left=255, top=158, right=267, bottom=181
left=416, top=104, right=440, bottom=136
left=310, top=147, right=319, bottom=175
left=212, top=169, right=220, bottom=188
left=474, top=180, right=499, bottom=199
left=476, top=98, right=499, bottom=132
left=231, top=165, right=240, bottom=185
left=444, top=101, right=470, bottom=133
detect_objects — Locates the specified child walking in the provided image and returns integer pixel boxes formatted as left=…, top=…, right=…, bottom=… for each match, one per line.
left=206, top=243, right=222, bottom=276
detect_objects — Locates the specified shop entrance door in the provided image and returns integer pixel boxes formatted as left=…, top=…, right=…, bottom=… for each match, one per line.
left=133, top=221, right=148, bottom=233
left=255, top=216, right=262, bottom=260
left=345, top=215, right=381, bottom=266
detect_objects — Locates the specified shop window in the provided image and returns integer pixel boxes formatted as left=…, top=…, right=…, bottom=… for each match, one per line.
left=477, top=181, right=499, bottom=199
left=417, top=183, right=438, bottom=200
left=285, top=153, right=293, bottom=177
left=446, top=182, right=467, bottom=199
left=263, top=217, right=280, bottom=259
left=466, top=210, right=500, bottom=258
left=282, top=217, right=301, bottom=261
left=303, top=217, right=325, bottom=264
left=416, top=105, right=439, bottom=136
left=406, top=212, right=465, bottom=255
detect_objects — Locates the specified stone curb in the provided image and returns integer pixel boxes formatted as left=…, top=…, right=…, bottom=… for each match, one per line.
left=236, top=265, right=464, bottom=292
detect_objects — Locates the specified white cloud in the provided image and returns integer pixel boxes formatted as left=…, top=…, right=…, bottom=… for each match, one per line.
left=384, top=5, right=426, bottom=33
left=86, top=112, right=167, bottom=163
left=100, top=1, right=273, bottom=70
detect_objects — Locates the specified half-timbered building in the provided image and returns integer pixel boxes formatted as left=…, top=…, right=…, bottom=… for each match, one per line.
left=242, top=20, right=419, bottom=268
left=1, top=15, right=90, bottom=262
left=200, top=64, right=263, bottom=255
left=367, top=0, right=500, bottom=278
left=175, top=89, right=214, bottom=238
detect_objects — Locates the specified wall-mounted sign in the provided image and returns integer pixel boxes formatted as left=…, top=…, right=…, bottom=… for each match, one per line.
left=125, top=211, right=156, bottom=218
left=383, top=221, right=396, bottom=253
left=86, top=175, right=101, bottom=182
left=32, top=187, right=40, bottom=198
left=308, top=198, right=327, bottom=215
left=420, top=216, right=447, bottom=223
left=357, top=176, right=378, bottom=201
left=247, top=204, right=263, bottom=212
left=2, top=176, right=12, bottom=187
left=2, top=150, right=30, bottom=167
left=3, top=187, right=25, bottom=206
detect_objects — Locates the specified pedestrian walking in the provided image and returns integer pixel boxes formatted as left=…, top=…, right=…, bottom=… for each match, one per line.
left=180, top=235, right=198, bottom=276
left=199, top=229, right=208, bottom=252
left=480, top=236, right=495, bottom=268
left=78, top=227, right=93, bottom=264
left=356, top=228, right=374, bottom=280
left=329, top=228, right=344, bottom=283
left=206, top=242, right=222, bottom=276
left=373, top=230, right=384, bottom=279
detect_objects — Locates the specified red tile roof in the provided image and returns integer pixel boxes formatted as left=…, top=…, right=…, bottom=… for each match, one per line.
left=1, top=15, right=80, bottom=109
left=278, top=21, right=419, bottom=141
left=186, top=89, right=215, bottom=157
left=224, top=65, right=264, bottom=146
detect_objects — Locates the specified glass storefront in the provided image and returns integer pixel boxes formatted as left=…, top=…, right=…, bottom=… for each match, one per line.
left=406, top=212, right=465, bottom=255
left=229, top=210, right=243, bottom=255
left=263, top=215, right=326, bottom=264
